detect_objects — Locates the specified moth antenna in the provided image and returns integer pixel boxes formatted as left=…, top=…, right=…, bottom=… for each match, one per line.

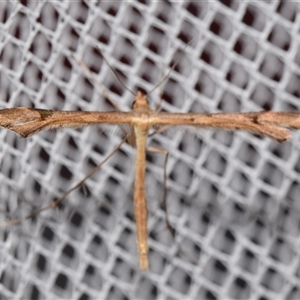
left=147, top=38, right=193, bottom=96
left=96, top=46, right=136, bottom=96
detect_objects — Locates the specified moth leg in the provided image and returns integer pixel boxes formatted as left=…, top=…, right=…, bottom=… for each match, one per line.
left=0, top=136, right=127, bottom=227
left=148, top=125, right=171, bottom=137
left=146, top=147, right=174, bottom=236
left=147, top=146, right=199, bottom=266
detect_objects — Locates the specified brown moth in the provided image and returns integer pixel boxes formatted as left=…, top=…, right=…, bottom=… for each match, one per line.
left=1, top=47, right=300, bottom=270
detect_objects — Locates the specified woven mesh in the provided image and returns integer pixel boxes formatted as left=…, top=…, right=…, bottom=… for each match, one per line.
left=1, top=1, right=300, bottom=299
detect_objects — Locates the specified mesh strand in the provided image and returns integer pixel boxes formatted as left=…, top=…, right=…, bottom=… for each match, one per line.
left=0, top=1, right=300, bottom=299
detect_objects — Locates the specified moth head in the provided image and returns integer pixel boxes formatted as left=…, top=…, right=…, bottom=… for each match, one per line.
left=132, top=91, right=149, bottom=109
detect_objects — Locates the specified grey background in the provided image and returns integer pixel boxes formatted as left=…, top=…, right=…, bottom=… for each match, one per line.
left=0, top=1, right=300, bottom=299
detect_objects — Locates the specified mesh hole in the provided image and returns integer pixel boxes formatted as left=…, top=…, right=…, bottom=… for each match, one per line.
left=250, top=82, right=275, bottom=110
left=259, top=161, right=284, bottom=188
left=238, top=248, right=259, bottom=274
left=233, top=33, right=258, bottom=61
left=166, top=267, right=193, bottom=294
left=67, top=1, right=89, bottom=24
left=82, top=264, right=103, bottom=290
left=194, top=71, right=216, bottom=99
left=269, top=237, right=294, bottom=265
left=136, top=278, right=158, bottom=298
left=86, top=234, right=109, bottom=262
left=267, top=23, right=291, bottom=51
left=154, top=0, right=175, bottom=24
left=111, top=258, right=135, bottom=283
left=259, top=53, right=284, bottom=82
left=0, top=41, right=22, bottom=71
left=228, top=277, right=250, bottom=299
left=209, top=12, right=233, bottom=40
left=8, top=11, right=30, bottom=41
left=276, top=1, right=297, bottom=22
left=88, top=17, right=111, bottom=44
left=146, top=26, right=168, bottom=55
left=203, top=258, right=228, bottom=286
left=185, top=1, right=208, bottom=19
left=53, top=273, right=72, bottom=297
left=260, top=268, right=285, bottom=293
left=285, top=73, right=300, bottom=98
left=226, top=62, right=249, bottom=89
left=211, top=228, right=236, bottom=255
left=107, top=286, right=129, bottom=300
left=200, top=40, right=224, bottom=69
left=229, top=170, right=251, bottom=197
left=121, top=6, right=143, bottom=35
left=242, top=4, right=266, bottom=31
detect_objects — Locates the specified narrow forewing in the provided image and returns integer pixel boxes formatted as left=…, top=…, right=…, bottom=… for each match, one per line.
left=0, top=108, right=134, bottom=137
left=150, top=111, right=300, bottom=142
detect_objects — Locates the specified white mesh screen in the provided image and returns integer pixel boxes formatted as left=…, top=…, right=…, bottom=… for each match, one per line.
left=1, top=1, right=300, bottom=299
